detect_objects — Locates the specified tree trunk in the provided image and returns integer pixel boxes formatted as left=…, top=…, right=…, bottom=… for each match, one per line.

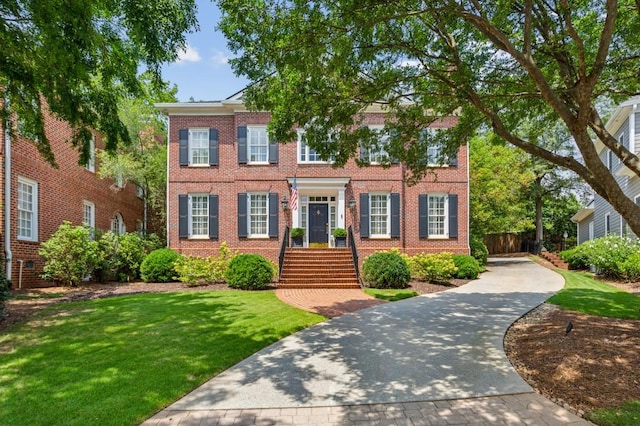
left=535, top=192, right=543, bottom=253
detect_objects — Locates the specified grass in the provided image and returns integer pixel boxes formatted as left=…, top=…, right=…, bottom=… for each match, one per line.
left=548, top=270, right=640, bottom=319
left=0, top=291, right=324, bottom=426
left=364, top=288, right=418, bottom=301
left=10, top=291, right=66, bottom=300
left=587, top=401, right=640, bottom=426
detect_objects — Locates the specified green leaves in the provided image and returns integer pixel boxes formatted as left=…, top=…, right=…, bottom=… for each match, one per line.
left=0, top=0, right=196, bottom=165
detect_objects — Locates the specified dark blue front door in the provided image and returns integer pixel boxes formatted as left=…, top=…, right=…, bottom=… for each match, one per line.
left=309, top=203, right=328, bottom=244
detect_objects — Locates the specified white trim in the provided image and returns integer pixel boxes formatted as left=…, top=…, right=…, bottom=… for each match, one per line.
left=369, top=192, right=390, bottom=237
left=188, top=193, right=209, bottom=238
left=188, top=128, right=209, bottom=166
left=247, top=192, right=269, bottom=238
left=428, top=193, right=449, bottom=238
left=247, top=126, right=270, bottom=164
left=82, top=201, right=95, bottom=229
left=17, top=176, right=38, bottom=242
left=297, top=130, right=334, bottom=164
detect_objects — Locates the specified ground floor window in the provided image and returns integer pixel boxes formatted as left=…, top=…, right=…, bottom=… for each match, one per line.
left=249, top=193, right=268, bottom=236
left=428, top=195, right=448, bottom=237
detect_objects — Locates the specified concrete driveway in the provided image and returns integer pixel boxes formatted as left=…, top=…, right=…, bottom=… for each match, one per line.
left=143, top=258, right=593, bottom=425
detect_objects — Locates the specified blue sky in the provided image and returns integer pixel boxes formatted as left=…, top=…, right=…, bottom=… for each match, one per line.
left=161, top=0, right=249, bottom=102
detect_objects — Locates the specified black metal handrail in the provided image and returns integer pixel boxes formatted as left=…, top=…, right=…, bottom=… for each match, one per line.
left=347, top=226, right=361, bottom=286
left=278, top=226, right=290, bottom=280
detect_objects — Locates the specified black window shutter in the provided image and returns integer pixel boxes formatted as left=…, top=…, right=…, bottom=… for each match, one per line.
left=179, top=129, right=189, bottom=166
left=179, top=194, right=188, bottom=238
left=237, top=126, right=248, bottom=164
left=237, top=193, right=248, bottom=237
left=390, top=193, right=400, bottom=237
left=209, top=129, right=219, bottom=166
left=360, top=193, right=370, bottom=238
left=419, top=194, right=429, bottom=238
left=268, top=193, right=279, bottom=237
left=389, top=129, right=400, bottom=164
left=448, top=194, right=458, bottom=238
left=209, top=195, right=219, bottom=239
left=269, top=138, right=279, bottom=164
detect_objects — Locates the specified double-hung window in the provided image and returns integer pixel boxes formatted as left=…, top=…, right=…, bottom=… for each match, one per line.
left=248, top=126, right=269, bottom=163
left=298, top=130, right=334, bottom=163
left=17, top=177, right=38, bottom=241
left=189, top=129, right=209, bottom=166
left=249, top=193, right=269, bottom=236
left=85, top=138, right=95, bottom=172
left=83, top=201, right=95, bottom=228
left=370, top=194, right=390, bottom=236
left=189, top=194, right=209, bottom=237
left=428, top=195, right=448, bottom=237
left=368, top=127, right=389, bottom=164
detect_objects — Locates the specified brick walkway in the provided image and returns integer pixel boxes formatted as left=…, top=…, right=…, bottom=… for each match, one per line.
left=145, top=393, right=592, bottom=425
left=275, top=288, right=386, bottom=317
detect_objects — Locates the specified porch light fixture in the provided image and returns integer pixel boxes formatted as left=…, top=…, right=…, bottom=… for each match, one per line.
left=281, top=196, right=289, bottom=210
left=348, top=196, right=356, bottom=210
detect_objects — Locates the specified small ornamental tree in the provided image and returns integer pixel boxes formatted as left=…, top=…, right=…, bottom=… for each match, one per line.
left=40, top=221, right=102, bottom=286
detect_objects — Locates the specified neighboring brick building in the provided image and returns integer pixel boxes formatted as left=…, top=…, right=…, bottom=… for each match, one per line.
left=1, top=111, right=144, bottom=288
left=157, top=97, right=469, bottom=269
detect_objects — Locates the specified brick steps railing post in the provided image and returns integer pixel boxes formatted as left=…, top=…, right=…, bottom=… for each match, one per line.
left=278, top=248, right=361, bottom=289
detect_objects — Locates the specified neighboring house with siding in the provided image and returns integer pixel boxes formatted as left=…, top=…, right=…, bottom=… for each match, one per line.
left=572, top=96, right=640, bottom=242
left=1, top=111, right=144, bottom=288
left=571, top=200, right=594, bottom=245
left=157, top=96, right=469, bottom=276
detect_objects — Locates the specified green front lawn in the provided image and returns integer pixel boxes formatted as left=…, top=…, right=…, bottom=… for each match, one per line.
left=548, top=270, right=640, bottom=319
left=364, top=288, right=418, bottom=301
left=0, top=291, right=324, bottom=425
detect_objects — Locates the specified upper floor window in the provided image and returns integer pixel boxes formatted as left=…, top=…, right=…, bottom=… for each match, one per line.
left=189, top=129, right=210, bottom=166
left=605, top=212, right=611, bottom=235
left=298, top=130, right=334, bottom=163
left=364, top=126, right=390, bottom=164
left=248, top=126, right=269, bottom=163
left=17, top=177, right=38, bottom=241
left=85, top=138, right=96, bottom=172
left=179, top=128, right=219, bottom=167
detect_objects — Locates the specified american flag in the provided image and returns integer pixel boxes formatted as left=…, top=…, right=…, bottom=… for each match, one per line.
left=289, top=176, right=298, bottom=210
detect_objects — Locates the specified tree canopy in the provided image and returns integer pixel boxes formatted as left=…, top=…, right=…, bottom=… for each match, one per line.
left=217, top=0, right=640, bottom=235
left=0, top=0, right=197, bottom=165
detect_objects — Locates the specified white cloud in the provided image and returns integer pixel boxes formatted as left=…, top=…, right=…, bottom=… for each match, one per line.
left=177, top=45, right=202, bottom=63
left=211, top=49, right=231, bottom=66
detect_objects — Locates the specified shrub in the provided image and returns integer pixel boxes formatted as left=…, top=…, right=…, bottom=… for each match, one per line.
left=362, top=250, right=411, bottom=289
left=140, top=248, right=179, bottom=283
left=619, top=252, right=640, bottom=282
left=0, top=262, right=10, bottom=321
left=174, top=243, right=237, bottom=286
left=565, top=235, right=640, bottom=279
left=408, top=252, right=458, bottom=282
left=559, top=247, right=590, bottom=270
left=470, top=236, right=489, bottom=266
left=225, top=254, right=274, bottom=290
left=39, top=222, right=103, bottom=286
left=332, top=227, right=347, bottom=237
left=452, top=255, right=481, bottom=279
left=290, top=227, right=305, bottom=238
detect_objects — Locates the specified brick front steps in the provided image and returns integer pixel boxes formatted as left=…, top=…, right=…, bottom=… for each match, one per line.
left=278, top=248, right=361, bottom=289
left=540, top=251, right=569, bottom=270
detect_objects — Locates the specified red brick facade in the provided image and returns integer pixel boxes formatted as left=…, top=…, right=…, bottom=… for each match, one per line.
left=0, top=112, right=144, bottom=288
left=159, top=101, right=469, bottom=268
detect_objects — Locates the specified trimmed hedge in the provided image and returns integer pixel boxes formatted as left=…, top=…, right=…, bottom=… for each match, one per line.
left=140, top=248, right=179, bottom=283
left=225, top=254, right=274, bottom=290
left=470, top=237, right=489, bottom=266
left=362, top=251, right=411, bottom=289
left=453, top=255, right=481, bottom=279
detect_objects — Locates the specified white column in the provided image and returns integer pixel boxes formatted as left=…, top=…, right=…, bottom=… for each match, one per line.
left=338, top=189, right=345, bottom=228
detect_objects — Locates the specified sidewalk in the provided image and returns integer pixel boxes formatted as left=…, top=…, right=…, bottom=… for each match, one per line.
left=143, top=258, right=593, bottom=425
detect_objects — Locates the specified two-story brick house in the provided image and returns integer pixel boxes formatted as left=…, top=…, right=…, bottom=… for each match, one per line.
left=1, top=111, right=144, bottom=288
left=158, top=96, right=469, bottom=282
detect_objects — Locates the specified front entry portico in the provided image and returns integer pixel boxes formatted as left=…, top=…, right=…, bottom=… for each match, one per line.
left=287, top=177, right=351, bottom=247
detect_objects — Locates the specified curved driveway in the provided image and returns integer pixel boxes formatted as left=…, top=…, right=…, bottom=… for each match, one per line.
left=144, top=258, right=593, bottom=425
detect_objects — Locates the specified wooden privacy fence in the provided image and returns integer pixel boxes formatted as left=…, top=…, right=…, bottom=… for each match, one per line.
left=483, top=233, right=528, bottom=255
